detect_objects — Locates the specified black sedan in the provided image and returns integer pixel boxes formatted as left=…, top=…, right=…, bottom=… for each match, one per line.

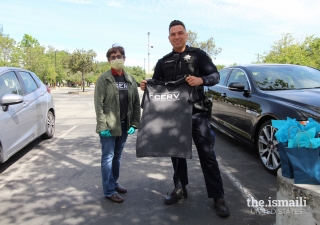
left=205, top=64, right=320, bottom=173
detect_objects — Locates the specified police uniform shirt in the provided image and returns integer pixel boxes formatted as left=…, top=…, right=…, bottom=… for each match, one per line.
left=113, top=75, right=128, bottom=121
left=136, top=79, right=199, bottom=159
left=152, top=46, right=220, bottom=101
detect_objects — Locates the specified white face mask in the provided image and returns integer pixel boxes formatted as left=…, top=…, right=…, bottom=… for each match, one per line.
left=110, top=58, right=125, bottom=70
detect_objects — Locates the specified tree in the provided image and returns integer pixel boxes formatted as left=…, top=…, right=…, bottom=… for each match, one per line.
left=20, top=34, right=40, bottom=48
left=18, top=34, right=56, bottom=84
left=187, top=30, right=222, bottom=59
left=0, top=34, right=21, bottom=67
left=215, top=64, right=225, bottom=70
left=124, top=66, right=146, bottom=84
left=95, top=61, right=111, bottom=76
left=66, top=49, right=97, bottom=92
left=302, top=36, right=320, bottom=69
left=23, top=45, right=55, bottom=84
left=261, top=33, right=320, bottom=69
left=45, top=46, right=70, bottom=86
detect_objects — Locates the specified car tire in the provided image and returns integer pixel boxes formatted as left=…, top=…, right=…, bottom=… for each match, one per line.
left=41, top=111, right=55, bottom=139
left=257, top=120, right=280, bottom=174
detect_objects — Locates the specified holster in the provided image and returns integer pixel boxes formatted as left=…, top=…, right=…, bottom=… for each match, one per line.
left=193, top=96, right=212, bottom=117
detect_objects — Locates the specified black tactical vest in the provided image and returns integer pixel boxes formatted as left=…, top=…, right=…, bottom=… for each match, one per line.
left=162, top=47, right=199, bottom=81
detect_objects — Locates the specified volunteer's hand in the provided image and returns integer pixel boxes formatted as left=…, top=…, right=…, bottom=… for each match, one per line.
left=127, top=127, right=135, bottom=135
left=100, top=130, right=112, bottom=137
left=186, top=76, right=203, bottom=86
left=140, top=80, right=147, bottom=91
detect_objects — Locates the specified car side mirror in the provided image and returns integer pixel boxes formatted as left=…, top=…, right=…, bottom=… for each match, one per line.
left=228, top=82, right=245, bottom=92
left=0, top=94, right=24, bottom=111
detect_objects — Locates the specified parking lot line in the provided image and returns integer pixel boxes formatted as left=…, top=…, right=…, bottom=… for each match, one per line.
left=0, top=126, right=77, bottom=190
left=218, top=157, right=269, bottom=215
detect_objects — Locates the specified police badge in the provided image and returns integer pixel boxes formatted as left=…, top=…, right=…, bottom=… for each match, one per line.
left=183, top=54, right=191, bottom=61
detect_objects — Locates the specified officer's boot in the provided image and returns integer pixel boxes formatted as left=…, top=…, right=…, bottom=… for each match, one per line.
left=164, top=183, right=188, bottom=205
left=214, top=198, right=230, bottom=217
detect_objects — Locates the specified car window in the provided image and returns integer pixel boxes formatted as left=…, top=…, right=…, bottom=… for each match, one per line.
left=249, top=65, right=320, bottom=90
left=19, top=71, right=38, bottom=94
left=227, top=69, right=248, bottom=89
left=30, top=72, right=42, bottom=87
left=218, top=69, right=230, bottom=86
left=0, top=72, right=23, bottom=99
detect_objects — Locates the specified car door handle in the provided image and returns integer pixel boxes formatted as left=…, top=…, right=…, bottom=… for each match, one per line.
left=220, top=93, right=227, bottom=97
left=23, top=101, right=30, bottom=107
left=41, top=92, right=45, bottom=96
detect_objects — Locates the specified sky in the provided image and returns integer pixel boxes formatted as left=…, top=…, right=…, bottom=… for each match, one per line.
left=1, top=0, right=320, bottom=73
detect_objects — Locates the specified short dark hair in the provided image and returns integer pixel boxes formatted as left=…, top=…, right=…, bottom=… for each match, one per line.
left=169, top=20, right=186, bottom=31
left=106, top=46, right=125, bottom=59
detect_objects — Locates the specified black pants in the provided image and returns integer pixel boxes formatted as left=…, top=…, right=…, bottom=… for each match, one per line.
left=171, top=111, right=224, bottom=198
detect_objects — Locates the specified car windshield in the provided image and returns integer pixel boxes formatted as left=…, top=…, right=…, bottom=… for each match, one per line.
left=248, top=65, right=320, bottom=90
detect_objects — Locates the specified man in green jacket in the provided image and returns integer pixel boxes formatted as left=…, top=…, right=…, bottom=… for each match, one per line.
left=94, top=44, right=140, bottom=203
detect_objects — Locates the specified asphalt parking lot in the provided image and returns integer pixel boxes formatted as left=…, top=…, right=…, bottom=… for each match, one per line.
left=0, top=87, right=277, bottom=225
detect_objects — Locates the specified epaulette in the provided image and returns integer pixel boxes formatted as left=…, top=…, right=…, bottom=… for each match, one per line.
left=185, top=47, right=199, bottom=52
left=162, top=51, right=174, bottom=59
left=162, top=47, right=199, bottom=59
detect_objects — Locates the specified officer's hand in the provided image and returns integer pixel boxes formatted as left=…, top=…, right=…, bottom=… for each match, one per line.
left=140, top=80, right=147, bottom=91
left=127, top=127, right=136, bottom=135
left=185, top=76, right=204, bottom=86
left=100, top=130, right=112, bottom=137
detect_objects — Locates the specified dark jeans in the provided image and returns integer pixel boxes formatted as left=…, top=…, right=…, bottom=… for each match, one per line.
left=171, top=112, right=224, bottom=198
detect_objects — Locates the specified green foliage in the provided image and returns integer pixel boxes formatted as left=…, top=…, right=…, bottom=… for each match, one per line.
left=216, top=64, right=225, bottom=70
left=20, top=34, right=40, bottom=48
left=262, top=33, right=320, bottom=69
left=0, top=34, right=21, bottom=67
left=86, top=74, right=99, bottom=84
left=187, top=30, right=222, bottom=59
left=124, top=65, right=146, bottom=84
left=23, top=45, right=56, bottom=84
left=66, top=49, right=97, bottom=92
left=45, top=46, right=70, bottom=86
left=89, top=63, right=146, bottom=85
left=95, top=61, right=111, bottom=76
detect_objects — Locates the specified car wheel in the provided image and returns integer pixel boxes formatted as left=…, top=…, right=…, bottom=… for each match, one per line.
left=41, top=111, right=55, bottom=139
left=257, top=120, right=280, bottom=174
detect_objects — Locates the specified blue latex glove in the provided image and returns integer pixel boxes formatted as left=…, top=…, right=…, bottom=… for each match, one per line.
left=100, top=130, right=112, bottom=137
left=127, top=127, right=135, bottom=135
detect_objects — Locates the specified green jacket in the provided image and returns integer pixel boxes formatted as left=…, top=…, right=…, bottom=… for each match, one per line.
left=94, top=70, right=141, bottom=136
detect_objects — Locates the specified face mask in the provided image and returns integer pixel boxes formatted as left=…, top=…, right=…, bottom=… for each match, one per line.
left=110, top=58, right=125, bottom=70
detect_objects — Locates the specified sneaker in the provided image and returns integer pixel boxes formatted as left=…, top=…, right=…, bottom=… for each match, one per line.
left=214, top=198, right=230, bottom=217
left=164, top=187, right=188, bottom=205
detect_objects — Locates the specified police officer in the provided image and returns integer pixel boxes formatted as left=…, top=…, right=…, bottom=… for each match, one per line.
left=140, top=20, right=229, bottom=218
